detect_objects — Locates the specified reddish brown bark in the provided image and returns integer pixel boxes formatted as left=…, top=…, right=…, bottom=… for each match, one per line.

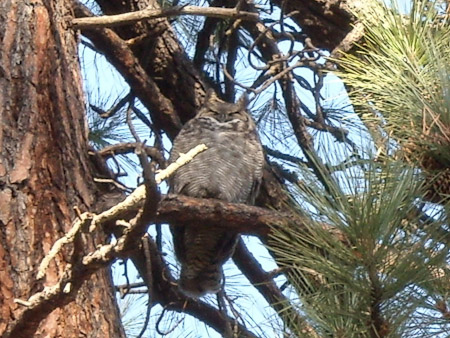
left=0, top=0, right=363, bottom=335
left=157, top=195, right=300, bottom=236
left=0, top=0, right=124, bottom=336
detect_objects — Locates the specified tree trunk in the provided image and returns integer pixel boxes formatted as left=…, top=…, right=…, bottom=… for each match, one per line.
left=0, top=0, right=125, bottom=336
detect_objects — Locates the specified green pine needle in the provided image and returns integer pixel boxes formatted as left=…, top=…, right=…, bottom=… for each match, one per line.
left=334, top=0, right=450, bottom=167
left=269, top=150, right=449, bottom=337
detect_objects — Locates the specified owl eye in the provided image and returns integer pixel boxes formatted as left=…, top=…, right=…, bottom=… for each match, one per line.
left=230, top=111, right=241, bottom=116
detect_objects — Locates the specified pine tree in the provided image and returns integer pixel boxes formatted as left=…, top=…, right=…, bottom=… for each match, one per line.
left=1, top=0, right=448, bottom=337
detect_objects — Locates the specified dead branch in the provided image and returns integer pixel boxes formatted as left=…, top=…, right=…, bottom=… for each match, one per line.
left=8, top=144, right=208, bottom=337
left=36, top=144, right=207, bottom=279
left=36, top=212, right=93, bottom=279
left=72, top=5, right=259, bottom=29
left=136, top=235, right=153, bottom=338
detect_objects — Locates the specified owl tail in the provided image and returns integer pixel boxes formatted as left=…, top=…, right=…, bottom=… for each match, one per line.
left=177, top=230, right=239, bottom=298
left=179, top=264, right=223, bottom=298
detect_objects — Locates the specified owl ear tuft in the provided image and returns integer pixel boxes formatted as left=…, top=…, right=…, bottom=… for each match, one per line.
left=204, top=88, right=219, bottom=102
left=236, top=92, right=249, bottom=109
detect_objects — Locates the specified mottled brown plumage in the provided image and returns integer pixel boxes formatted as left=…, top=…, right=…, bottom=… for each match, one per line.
left=168, top=90, right=264, bottom=298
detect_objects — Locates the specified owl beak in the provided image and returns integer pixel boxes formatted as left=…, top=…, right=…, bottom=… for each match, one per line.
left=218, top=113, right=227, bottom=122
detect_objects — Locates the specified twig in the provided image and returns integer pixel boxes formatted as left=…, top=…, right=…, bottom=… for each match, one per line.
left=264, top=146, right=306, bottom=165
left=126, top=102, right=141, bottom=143
left=37, top=212, right=93, bottom=279
left=156, top=306, right=183, bottom=335
left=93, top=177, right=130, bottom=191
left=116, top=281, right=146, bottom=292
left=217, top=291, right=235, bottom=337
left=90, top=92, right=133, bottom=118
left=14, top=299, right=32, bottom=307
left=223, top=291, right=244, bottom=337
left=119, top=289, right=148, bottom=294
left=136, top=235, right=153, bottom=338
left=119, top=260, right=131, bottom=298
left=72, top=5, right=259, bottom=29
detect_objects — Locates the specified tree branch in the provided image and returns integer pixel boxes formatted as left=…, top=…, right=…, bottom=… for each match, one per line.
left=95, top=142, right=166, bottom=168
left=72, top=5, right=259, bottom=29
left=36, top=145, right=207, bottom=281
left=269, top=0, right=357, bottom=51
left=157, top=194, right=301, bottom=236
left=8, top=145, right=208, bottom=337
left=72, top=0, right=182, bottom=138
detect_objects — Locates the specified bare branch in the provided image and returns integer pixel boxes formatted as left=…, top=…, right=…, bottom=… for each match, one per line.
left=36, top=144, right=207, bottom=280
left=72, top=1, right=182, bottom=138
left=136, top=235, right=153, bottom=338
left=8, top=145, right=210, bottom=337
left=36, top=212, right=92, bottom=279
left=89, top=144, right=208, bottom=230
left=72, top=5, right=259, bottom=29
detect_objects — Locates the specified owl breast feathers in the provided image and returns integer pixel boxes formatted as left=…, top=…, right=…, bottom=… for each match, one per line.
left=168, top=90, right=264, bottom=298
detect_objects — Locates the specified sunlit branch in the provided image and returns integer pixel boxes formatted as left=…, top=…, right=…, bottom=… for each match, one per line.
left=37, top=144, right=207, bottom=280
left=7, top=145, right=208, bottom=337
left=72, top=5, right=259, bottom=29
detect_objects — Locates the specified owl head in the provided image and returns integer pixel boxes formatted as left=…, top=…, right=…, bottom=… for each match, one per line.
left=197, top=89, right=256, bottom=131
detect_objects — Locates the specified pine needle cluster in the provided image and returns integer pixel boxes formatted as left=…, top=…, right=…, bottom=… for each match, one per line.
left=336, top=0, right=450, bottom=200
left=270, top=154, right=449, bottom=337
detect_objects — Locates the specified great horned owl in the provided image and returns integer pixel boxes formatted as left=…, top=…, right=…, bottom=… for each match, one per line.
left=168, top=90, right=264, bottom=298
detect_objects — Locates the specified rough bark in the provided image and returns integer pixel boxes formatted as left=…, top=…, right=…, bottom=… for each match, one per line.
left=270, top=0, right=357, bottom=51
left=0, top=0, right=125, bottom=336
left=157, top=195, right=301, bottom=236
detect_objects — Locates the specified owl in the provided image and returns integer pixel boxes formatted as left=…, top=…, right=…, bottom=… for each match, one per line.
left=168, top=90, right=264, bottom=298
